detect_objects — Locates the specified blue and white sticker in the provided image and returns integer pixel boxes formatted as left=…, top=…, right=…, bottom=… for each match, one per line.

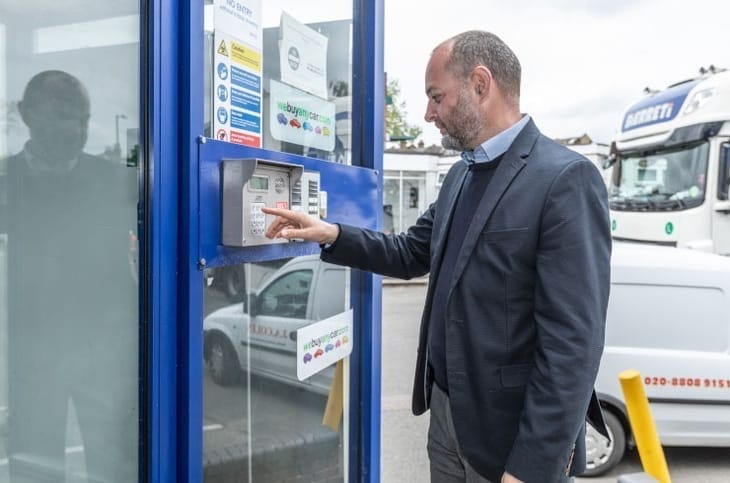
left=216, top=106, right=228, bottom=125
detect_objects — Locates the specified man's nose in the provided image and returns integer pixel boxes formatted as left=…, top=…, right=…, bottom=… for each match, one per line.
left=424, top=103, right=436, bottom=123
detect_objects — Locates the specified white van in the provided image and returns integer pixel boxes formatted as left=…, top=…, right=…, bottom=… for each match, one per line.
left=203, top=256, right=346, bottom=395
left=584, top=242, right=730, bottom=475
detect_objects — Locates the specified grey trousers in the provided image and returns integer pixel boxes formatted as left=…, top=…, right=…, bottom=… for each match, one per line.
left=427, top=383, right=493, bottom=483
left=427, top=383, right=575, bottom=483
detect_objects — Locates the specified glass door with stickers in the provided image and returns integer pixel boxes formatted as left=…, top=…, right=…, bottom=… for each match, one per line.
left=191, top=1, right=383, bottom=482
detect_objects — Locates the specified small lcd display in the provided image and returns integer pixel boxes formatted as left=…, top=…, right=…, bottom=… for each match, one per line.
left=249, top=175, right=269, bottom=191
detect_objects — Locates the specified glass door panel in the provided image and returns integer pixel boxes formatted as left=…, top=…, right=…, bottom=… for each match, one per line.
left=0, top=1, right=141, bottom=481
left=203, top=258, right=350, bottom=481
left=200, top=2, right=354, bottom=481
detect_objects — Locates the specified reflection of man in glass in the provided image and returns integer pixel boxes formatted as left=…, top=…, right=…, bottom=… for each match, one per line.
left=4, top=70, right=137, bottom=481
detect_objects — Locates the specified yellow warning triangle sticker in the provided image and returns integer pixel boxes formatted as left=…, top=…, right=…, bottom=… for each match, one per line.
left=217, top=39, right=229, bottom=57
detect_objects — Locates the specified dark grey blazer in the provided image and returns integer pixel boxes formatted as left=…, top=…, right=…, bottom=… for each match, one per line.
left=322, top=119, right=611, bottom=482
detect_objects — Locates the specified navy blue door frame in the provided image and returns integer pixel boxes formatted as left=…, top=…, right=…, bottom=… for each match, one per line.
left=144, top=1, right=385, bottom=481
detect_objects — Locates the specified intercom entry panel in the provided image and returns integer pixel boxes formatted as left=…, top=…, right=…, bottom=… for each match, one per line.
left=292, top=170, right=322, bottom=218
left=221, top=158, right=305, bottom=247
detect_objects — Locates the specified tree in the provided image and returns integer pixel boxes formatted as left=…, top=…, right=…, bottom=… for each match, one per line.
left=385, top=78, right=422, bottom=145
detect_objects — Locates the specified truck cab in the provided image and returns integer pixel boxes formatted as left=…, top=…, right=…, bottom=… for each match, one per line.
left=608, top=67, right=730, bottom=254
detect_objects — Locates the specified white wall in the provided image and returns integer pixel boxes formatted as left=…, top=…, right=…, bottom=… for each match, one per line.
left=384, top=150, right=460, bottom=204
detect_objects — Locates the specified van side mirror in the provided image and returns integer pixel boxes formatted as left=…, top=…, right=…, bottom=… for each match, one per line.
left=245, top=293, right=258, bottom=316
left=602, top=154, right=617, bottom=170
left=602, top=141, right=620, bottom=170
left=718, top=142, right=730, bottom=201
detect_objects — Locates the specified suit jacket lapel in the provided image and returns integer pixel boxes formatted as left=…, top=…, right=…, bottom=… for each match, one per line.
left=446, top=120, right=540, bottom=294
left=431, top=162, right=468, bottom=274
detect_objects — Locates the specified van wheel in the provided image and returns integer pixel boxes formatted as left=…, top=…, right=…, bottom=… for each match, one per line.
left=207, top=335, right=239, bottom=386
left=582, top=411, right=626, bottom=476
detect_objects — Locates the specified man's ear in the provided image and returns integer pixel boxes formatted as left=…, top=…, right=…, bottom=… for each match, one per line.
left=18, top=100, right=29, bottom=125
left=471, top=66, right=492, bottom=97
left=17, top=100, right=37, bottom=129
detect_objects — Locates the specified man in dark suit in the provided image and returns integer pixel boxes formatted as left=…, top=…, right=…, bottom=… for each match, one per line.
left=263, top=30, right=611, bottom=483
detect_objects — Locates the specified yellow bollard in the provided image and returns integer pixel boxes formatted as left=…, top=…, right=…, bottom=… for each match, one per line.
left=619, top=369, right=672, bottom=483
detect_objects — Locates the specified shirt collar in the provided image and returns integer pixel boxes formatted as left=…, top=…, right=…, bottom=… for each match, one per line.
left=461, top=114, right=531, bottom=165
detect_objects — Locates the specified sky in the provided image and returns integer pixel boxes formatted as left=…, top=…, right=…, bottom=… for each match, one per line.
left=384, top=0, right=730, bottom=147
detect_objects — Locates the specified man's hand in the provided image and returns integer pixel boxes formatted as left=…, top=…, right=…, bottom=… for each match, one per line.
left=501, top=472, right=523, bottom=483
left=262, top=207, right=339, bottom=245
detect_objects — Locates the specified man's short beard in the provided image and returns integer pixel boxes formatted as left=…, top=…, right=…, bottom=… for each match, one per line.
left=441, top=134, right=464, bottom=151
left=440, top=86, right=482, bottom=152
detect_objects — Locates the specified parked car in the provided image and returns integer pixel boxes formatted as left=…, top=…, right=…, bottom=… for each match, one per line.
left=203, top=256, right=346, bottom=395
left=584, top=242, right=730, bottom=475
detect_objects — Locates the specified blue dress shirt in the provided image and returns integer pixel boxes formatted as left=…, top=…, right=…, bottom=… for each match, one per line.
left=460, top=114, right=531, bottom=165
